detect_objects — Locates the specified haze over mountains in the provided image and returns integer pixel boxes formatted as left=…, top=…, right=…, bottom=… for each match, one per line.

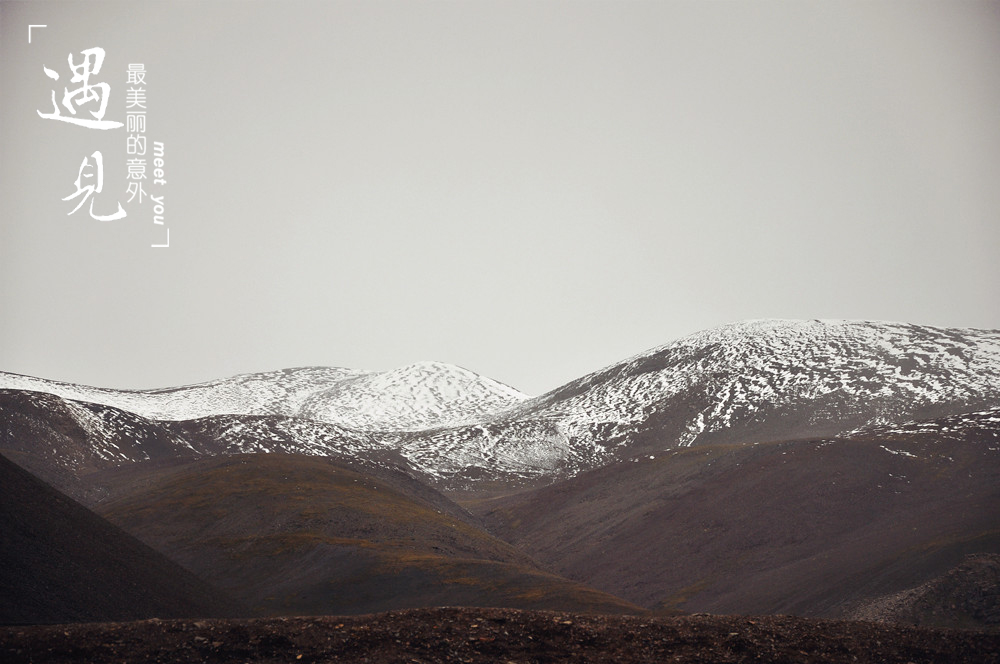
left=1, top=319, right=998, bottom=628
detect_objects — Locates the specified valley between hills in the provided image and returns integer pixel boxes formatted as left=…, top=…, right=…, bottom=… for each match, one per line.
left=2, top=319, right=999, bottom=662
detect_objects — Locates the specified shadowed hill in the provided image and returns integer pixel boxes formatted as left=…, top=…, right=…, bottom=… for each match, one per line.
left=94, top=453, right=642, bottom=617
left=0, top=453, right=238, bottom=625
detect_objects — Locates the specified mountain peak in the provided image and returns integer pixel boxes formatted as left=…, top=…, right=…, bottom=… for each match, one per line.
left=296, top=360, right=528, bottom=431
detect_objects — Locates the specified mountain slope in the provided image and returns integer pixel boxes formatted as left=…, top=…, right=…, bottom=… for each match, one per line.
left=475, top=407, right=1000, bottom=617
left=0, top=452, right=238, bottom=625
left=93, top=453, right=642, bottom=616
left=519, top=319, right=1000, bottom=456
left=0, top=390, right=408, bottom=503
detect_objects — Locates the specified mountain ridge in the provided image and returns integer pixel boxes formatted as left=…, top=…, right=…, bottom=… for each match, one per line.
left=0, top=362, right=529, bottom=432
left=2, top=319, right=998, bottom=489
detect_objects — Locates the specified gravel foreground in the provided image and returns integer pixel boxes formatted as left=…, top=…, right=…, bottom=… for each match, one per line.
left=3, top=607, right=999, bottom=664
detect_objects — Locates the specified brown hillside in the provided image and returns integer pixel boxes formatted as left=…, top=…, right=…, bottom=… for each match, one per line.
left=94, top=453, right=642, bottom=616
left=476, top=424, right=1000, bottom=618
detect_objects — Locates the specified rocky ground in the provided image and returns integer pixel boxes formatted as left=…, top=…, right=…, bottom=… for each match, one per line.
left=4, top=607, right=1000, bottom=664
left=849, top=554, right=1000, bottom=631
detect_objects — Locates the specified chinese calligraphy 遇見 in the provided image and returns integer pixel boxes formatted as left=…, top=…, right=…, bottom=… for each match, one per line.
left=37, top=46, right=127, bottom=221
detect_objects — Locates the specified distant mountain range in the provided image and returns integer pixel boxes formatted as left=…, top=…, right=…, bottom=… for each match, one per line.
left=1, top=319, right=998, bottom=626
left=4, top=319, right=998, bottom=488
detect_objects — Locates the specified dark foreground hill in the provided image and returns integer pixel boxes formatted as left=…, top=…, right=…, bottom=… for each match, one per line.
left=89, top=453, right=640, bottom=616
left=0, top=453, right=237, bottom=625
left=3, top=607, right=999, bottom=664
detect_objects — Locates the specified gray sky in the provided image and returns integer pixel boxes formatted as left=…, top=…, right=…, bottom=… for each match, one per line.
left=2, top=0, right=999, bottom=396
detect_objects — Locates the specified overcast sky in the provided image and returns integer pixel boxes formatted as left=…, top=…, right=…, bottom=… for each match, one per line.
left=2, top=0, right=999, bottom=396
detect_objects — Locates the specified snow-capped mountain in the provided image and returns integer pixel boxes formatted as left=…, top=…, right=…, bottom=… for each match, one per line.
left=390, top=320, right=1000, bottom=484
left=296, top=361, right=527, bottom=431
left=0, top=362, right=528, bottom=432
left=517, top=319, right=999, bottom=434
left=2, top=320, right=998, bottom=489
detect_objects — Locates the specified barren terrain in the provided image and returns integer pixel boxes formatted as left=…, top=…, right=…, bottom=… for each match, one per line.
left=4, top=608, right=1000, bottom=664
